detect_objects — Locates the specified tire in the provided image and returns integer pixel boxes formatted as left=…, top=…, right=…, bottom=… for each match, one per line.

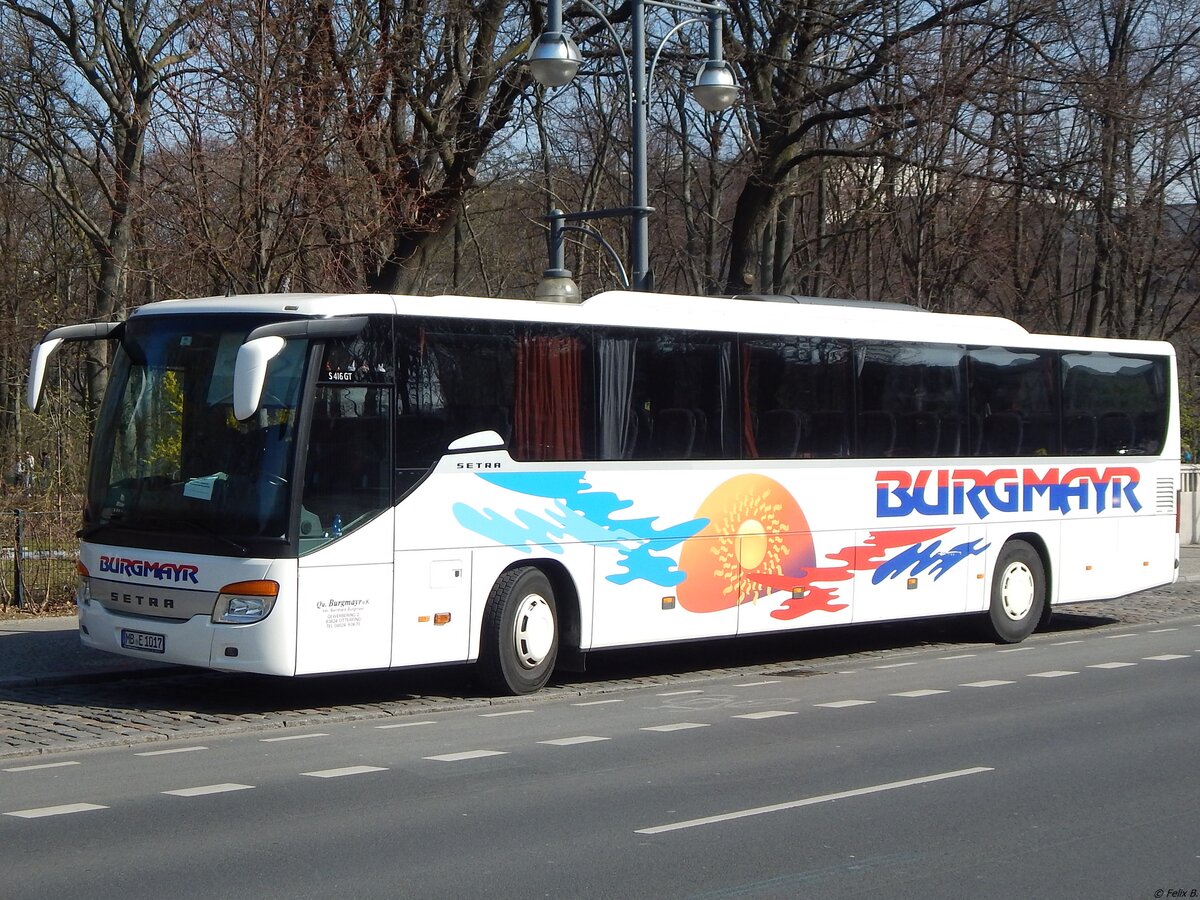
left=986, top=540, right=1046, bottom=643
left=478, top=566, right=559, bottom=695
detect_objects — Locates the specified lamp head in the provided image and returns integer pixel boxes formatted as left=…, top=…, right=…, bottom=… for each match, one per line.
left=534, top=270, right=582, bottom=303
left=691, top=60, right=738, bottom=113
left=528, top=32, right=583, bottom=88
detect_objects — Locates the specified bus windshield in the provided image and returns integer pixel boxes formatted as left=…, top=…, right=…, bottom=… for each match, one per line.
left=86, top=314, right=309, bottom=552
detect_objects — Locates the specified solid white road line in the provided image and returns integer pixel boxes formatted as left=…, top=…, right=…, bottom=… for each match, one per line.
left=3, top=761, right=80, bottom=772
left=5, top=803, right=107, bottom=819
left=136, top=746, right=208, bottom=757
left=424, top=750, right=507, bottom=762
left=641, top=723, right=709, bottom=732
left=538, top=736, right=611, bottom=746
left=302, top=766, right=388, bottom=778
left=163, top=783, right=254, bottom=797
left=635, top=767, right=995, bottom=834
left=732, top=711, right=798, bottom=720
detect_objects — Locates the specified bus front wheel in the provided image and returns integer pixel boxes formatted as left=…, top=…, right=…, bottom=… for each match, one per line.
left=478, top=566, right=559, bottom=695
left=987, top=540, right=1045, bottom=643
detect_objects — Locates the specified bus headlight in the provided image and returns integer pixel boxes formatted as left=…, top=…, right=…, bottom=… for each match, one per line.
left=213, top=580, right=279, bottom=624
left=76, top=561, right=91, bottom=607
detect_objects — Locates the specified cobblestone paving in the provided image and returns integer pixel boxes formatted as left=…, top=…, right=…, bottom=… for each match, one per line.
left=3, top=585, right=1199, bottom=761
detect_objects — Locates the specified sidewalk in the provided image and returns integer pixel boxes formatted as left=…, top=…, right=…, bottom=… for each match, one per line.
left=0, top=613, right=176, bottom=689
left=3, top=545, right=1200, bottom=690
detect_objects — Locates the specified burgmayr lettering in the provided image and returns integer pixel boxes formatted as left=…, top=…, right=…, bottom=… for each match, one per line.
left=98, top=556, right=200, bottom=583
left=876, top=466, right=1142, bottom=519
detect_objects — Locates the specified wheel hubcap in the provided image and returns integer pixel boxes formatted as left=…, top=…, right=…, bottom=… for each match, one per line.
left=1000, top=562, right=1035, bottom=620
left=513, top=592, right=555, bottom=669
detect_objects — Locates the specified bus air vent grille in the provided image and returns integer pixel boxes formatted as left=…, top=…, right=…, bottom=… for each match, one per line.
left=1156, top=478, right=1175, bottom=513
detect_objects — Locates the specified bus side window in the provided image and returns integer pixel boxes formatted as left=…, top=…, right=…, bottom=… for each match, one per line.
left=1061, top=351, right=1168, bottom=456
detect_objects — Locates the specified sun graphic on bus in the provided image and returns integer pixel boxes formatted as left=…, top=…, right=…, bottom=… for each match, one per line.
left=676, top=474, right=816, bottom=613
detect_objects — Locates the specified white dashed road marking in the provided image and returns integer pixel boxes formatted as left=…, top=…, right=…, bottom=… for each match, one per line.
left=302, top=766, right=388, bottom=778
left=891, top=689, right=950, bottom=698
left=5, top=803, right=107, bottom=819
left=3, top=761, right=80, bottom=772
left=1028, top=671, right=1078, bottom=678
left=424, top=750, right=507, bottom=762
left=538, top=736, right=611, bottom=746
left=260, top=733, right=329, bottom=743
left=573, top=699, right=624, bottom=707
left=732, top=711, right=798, bottom=720
left=163, top=783, right=254, bottom=797
left=961, top=680, right=1014, bottom=688
left=815, top=700, right=875, bottom=708
left=480, top=710, right=533, bottom=718
left=1144, top=654, right=1189, bottom=661
left=136, top=746, right=208, bottom=757
left=1088, top=662, right=1137, bottom=669
left=376, top=720, right=437, bottom=729
left=657, top=690, right=704, bottom=697
left=641, top=723, right=709, bottom=732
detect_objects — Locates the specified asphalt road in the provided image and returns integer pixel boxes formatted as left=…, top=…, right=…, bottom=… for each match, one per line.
left=2, top=622, right=1197, bottom=900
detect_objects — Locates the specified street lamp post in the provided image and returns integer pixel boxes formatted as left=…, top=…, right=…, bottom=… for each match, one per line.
left=529, top=0, right=737, bottom=300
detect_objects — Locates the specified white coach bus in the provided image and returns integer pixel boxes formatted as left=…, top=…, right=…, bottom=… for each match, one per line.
left=27, top=291, right=1179, bottom=693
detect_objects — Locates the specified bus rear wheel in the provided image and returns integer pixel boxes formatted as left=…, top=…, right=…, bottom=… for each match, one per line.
left=478, top=566, right=559, bottom=695
left=987, top=540, right=1045, bottom=643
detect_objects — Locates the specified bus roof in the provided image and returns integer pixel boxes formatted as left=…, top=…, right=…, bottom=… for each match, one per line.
left=126, top=290, right=1173, bottom=356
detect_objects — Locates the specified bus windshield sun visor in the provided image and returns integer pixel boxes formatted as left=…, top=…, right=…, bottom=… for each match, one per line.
left=233, top=315, right=369, bottom=421
left=26, top=321, right=125, bottom=413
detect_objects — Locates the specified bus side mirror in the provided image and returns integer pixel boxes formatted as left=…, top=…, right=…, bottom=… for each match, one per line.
left=233, top=335, right=287, bottom=421
left=27, top=337, right=66, bottom=413
left=26, top=322, right=123, bottom=412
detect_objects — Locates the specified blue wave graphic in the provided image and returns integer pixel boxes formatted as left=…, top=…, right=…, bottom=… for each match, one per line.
left=452, top=471, right=708, bottom=587
left=871, top=538, right=989, bottom=585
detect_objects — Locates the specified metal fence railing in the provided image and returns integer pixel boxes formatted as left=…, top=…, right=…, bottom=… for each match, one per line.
left=1, top=508, right=79, bottom=612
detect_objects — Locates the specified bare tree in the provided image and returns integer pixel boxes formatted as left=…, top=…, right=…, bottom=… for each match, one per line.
left=0, top=0, right=201, bottom=407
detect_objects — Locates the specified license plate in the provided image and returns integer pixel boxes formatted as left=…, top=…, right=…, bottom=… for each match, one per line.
left=120, top=629, right=165, bottom=654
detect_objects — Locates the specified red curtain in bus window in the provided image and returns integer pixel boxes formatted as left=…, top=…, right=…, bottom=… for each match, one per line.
left=514, top=334, right=583, bottom=460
